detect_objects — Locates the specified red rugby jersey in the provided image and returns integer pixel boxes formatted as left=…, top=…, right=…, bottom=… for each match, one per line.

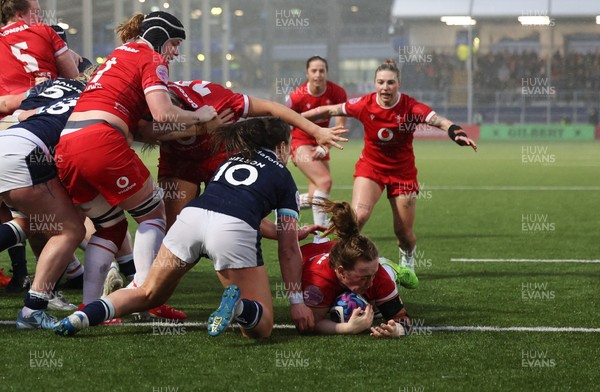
left=159, top=80, right=250, bottom=160
left=287, top=80, right=347, bottom=145
left=301, top=241, right=398, bottom=308
left=343, top=93, right=435, bottom=173
left=73, top=42, right=169, bottom=133
left=0, top=21, right=68, bottom=94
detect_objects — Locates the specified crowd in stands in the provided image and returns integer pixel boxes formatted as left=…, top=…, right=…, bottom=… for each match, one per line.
left=396, top=49, right=600, bottom=99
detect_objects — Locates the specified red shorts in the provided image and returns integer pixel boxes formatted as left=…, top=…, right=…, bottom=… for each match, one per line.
left=56, top=123, right=150, bottom=206
left=158, top=149, right=228, bottom=185
left=353, top=158, right=419, bottom=199
left=291, top=134, right=330, bottom=162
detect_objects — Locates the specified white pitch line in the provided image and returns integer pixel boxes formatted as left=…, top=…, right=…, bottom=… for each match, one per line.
left=1, top=320, right=598, bottom=332
left=451, top=258, right=600, bottom=263
left=423, top=326, right=600, bottom=333
left=298, top=185, right=600, bottom=191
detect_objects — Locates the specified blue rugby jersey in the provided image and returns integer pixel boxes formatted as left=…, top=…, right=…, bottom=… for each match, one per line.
left=19, top=78, right=84, bottom=110
left=12, top=78, right=84, bottom=148
left=188, top=148, right=299, bottom=230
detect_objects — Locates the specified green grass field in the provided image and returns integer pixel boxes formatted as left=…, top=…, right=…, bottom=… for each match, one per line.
left=1, top=140, right=599, bottom=392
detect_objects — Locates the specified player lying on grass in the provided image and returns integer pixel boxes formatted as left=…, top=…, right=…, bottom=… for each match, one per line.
left=54, top=117, right=315, bottom=338
left=299, top=199, right=415, bottom=338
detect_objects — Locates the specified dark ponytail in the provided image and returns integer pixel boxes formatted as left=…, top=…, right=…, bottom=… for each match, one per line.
left=312, top=199, right=379, bottom=270
left=211, top=117, right=291, bottom=160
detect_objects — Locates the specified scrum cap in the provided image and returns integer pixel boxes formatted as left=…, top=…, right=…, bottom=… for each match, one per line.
left=140, top=11, right=186, bottom=53
left=50, top=24, right=68, bottom=45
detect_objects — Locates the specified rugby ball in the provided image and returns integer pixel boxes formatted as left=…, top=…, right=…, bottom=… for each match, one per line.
left=330, top=291, right=368, bottom=323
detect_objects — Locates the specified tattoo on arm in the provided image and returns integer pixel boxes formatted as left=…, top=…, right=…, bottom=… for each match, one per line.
left=428, top=114, right=442, bottom=127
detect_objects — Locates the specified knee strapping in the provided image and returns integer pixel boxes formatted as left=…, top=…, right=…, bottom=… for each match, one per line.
left=128, top=187, right=164, bottom=219
left=82, top=196, right=126, bottom=229
left=90, top=206, right=126, bottom=229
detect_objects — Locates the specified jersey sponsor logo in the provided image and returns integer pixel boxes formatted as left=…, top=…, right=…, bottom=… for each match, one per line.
left=156, top=65, right=169, bottom=84
left=115, top=44, right=139, bottom=53
left=1, top=24, right=29, bottom=36
left=169, top=84, right=198, bottom=109
left=348, top=97, right=362, bottom=104
left=377, top=128, right=394, bottom=142
left=116, top=176, right=130, bottom=189
left=85, top=82, right=103, bottom=91
left=116, top=176, right=137, bottom=195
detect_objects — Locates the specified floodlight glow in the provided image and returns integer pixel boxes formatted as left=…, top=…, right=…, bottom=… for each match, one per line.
left=440, top=16, right=476, bottom=26
left=518, top=16, right=551, bottom=25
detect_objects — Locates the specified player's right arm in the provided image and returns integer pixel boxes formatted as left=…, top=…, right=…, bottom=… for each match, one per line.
left=55, top=50, right=79, bottom=79
left=276, top=214, right=315, bottom=333
left=310, top=305, right=374, bottom=335
left=301, top=103, right=346, bottom=121
left=145, top=89, right=217, bottom=127
left=248, top=97, right=348, bottom=150
left=135, top=108, right=233, bottom=143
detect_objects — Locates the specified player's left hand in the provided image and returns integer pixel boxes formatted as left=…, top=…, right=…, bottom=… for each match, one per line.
left=370, top=319, right=404, bottom=338
left=456, top=135, right=478, bottom=152
left=70, top=49, right=83, bottom=65
left=291, top=303, right=315, bottom=333
left=204, top=108, right=234, bottom=134
left=195, top=105, right=217, bottom=122
left=315, top=126, right=348, bottom=151
left=297, top=224, right=327, bottom=241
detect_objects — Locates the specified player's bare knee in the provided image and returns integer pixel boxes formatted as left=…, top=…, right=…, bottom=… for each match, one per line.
left=316, top=178, right=332, bottom=193
left=66, top=222, right=86, bottom=244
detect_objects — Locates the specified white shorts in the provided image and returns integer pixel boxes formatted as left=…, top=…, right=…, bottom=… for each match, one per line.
left=0, top=130, right=55, bottom=194
left=163, top=207, right=263, bottom=271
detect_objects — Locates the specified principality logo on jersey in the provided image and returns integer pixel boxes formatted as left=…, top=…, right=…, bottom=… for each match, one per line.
left=155, top=64, right=169, bottom=84
left=303, top=285, right=324, bottom=307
